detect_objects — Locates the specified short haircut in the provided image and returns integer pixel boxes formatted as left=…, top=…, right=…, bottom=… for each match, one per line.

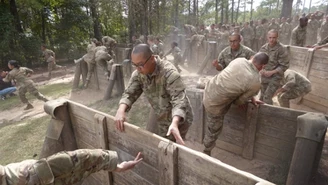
left=172, top=42, right=178, bottom=47
left=229, top=32, right=241, bottom=40
left=253, top=52, right=269, bottom=65
left=132, top=44, right=153, bottom=59
left=268, top=29, right=279, bottom=36
left=41, top=44, right=47, bottom=48
left=8, top=60, right=20, bottom=68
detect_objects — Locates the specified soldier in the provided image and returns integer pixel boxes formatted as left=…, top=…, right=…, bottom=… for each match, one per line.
left=0, top=149, right=142, bottom=185
left=275, top=69, right=312, bottom=108
left=306, top=14, right=320, bottom=46
left=184, top=24, right=197, bottom=37
left=163, top=42, right=183, bottom=72
left=319, top=15, right=328, bottom=42
left=268, top=18, right=280, bottom=31
left=147, top=35, right=159, bottom=55
left=255, top=19, right=267, bottom=51
left=102, top=36, right=117, bottom=61
left=155, top=37, right=165, bottom=58
left=279, top=17, right=292, bottom=45
left=217, top=25, right=230, bottom=53
left=207, top=24, right=219, bottom=41
left=290, top=16, right=308, bottom=47
left=203, top=52, right=269, bottom=156
left=132, top=35, right=143, bottom=47
left=198, top=24, right=209, bottom=36
left=291, top=15, right=300, bottom=30
left=259, top=30, right=289, bottom=105
left=94, top=41, right=113, bottom=79
left=41, top=44, right=56, bottom=79
left=0, top=70, right=16, bottom=100
left=115, top=44, right=193, bottom=145
left=240, top=22, right=255, bottom=48
left=212, top=33, right=255, bottom=71
left=3, top=60, right=48, bottom=110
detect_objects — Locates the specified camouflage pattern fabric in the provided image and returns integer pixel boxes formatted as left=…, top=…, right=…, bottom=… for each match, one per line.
left=268, top=22, right=280, bottom=31
left=217, top=44, right=255, bottom=69
left=203, top=58, right=261, bottom=151
left=259, top=42, right=289, bottom=104
left=165, top=46, right=183, bottom=72
left=95, top=45, right=112, bottom=73
left=306, top=19, right=320, bottom=46
left=0, top=149, right=118, bottom=185
left=119, top=58, right=193, bottom=139
left=255, top=24, right=266, bottom=51
left=279, top=22, right=292, bottom=45
left=319, top=21, right=328, bottom=42
left=240, top=27, right=254, bottom=48
left=277, top=69, right=312, bottom=108
left=157, top=42, right=165, bottom=58
left=290, top=26, right=307, bottom=47
left=317, top=35, right=328, bottom=46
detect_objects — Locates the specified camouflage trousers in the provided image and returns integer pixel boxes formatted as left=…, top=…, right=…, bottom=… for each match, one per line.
left=278, top=87, right=311, bottom=108
left=243, top=39, right=253, bottom=49
left=173, top=59, right=182, bottom=73
left=260, top=77, right=282, bottom=105
left=203, top=112, right=225, bottom=153
left=18, top=84, right=48, bottom=104
left=48, top=61, right=64, bottom=79
left=2, top=149, right=118, bottom=185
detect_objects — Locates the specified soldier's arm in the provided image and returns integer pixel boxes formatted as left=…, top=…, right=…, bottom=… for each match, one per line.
left=282, top=73, right=296, bottom=91
left=290, top=30, right=297, bottom=45
left=276, top=46, right=290, bottom=74
left=119, top=71, right=143, bottom=111
left=216, top=51, right=226, bottom=71
left=234, top=86, right=260, bottom=106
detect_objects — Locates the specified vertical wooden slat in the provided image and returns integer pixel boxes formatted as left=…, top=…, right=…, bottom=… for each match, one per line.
left=242, top=103, right=259, bottom=159
left=158, top=141, right=178, bottom=185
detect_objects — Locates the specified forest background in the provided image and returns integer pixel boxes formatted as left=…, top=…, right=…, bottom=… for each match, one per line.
left=1, top=0, right=327, bottom=68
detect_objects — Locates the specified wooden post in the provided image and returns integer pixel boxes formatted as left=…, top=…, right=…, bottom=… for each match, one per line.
left=40, top=99, right=78, bottom=158
left=104, top=64, right=125, bottom=100
left=72, top=62, right=82, bottom=89
left=81, top=60, right=88, bottom=86
left=197, top=41, right=217, bottom=74
left=242, top=103, right=259, bottom=159
left=158, top=141, right=178, bottom=185
left=286, top=112, right=328, bottom=185
left=304, top=48, right=315, bottom=78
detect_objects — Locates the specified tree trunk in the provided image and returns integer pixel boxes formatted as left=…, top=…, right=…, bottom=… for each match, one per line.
left=215, top=0, right=219, bottom=24
left=231, top=0, right=234, bottom=24
left=41, top=8, right=46, bottom=43
left=225, top=0, right=229, bottom=23
left=280, top=0, right=293, bottom=19
left=221, top=0, right=224, bottom=23
left=250, top=0, right=253, bottom=20
left=243, top=0, right=246, bottom=22
left=175, top=0, right=179, bottom=26
left=9, top=0, right=23, bottom=33
left=89, top=0, right=102, bottom=40
left=142, top=0, right=149, bottom=36
left=236, top=0, right=241, bottom=23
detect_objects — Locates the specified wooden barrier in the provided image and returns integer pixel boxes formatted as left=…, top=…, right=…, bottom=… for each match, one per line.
left=41, top=99, right=275, bottom=185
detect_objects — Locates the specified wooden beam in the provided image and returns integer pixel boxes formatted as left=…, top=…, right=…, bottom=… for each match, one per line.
left=242, top=103, right=259, bottom=159
left=158, top=141, right=178, bottom=185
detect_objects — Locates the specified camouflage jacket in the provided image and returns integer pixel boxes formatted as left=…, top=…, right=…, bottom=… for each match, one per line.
left=83, top=42, right=96, bottom=63
left=268, top=22, right=280, bottom=31
left=204, top=58, right=261, bottom=115
left=259, top=42, right=289, bottom=75
left=280, top=22, right=291, bottom=38
left=319, top=21, right=328, bottom=41
left=3, top=67, right=34, bottom=88
left=0, top=149, right=118, bottom=185
left=43, top=49, right=55, bottom=63
left=119, top=58, right=193, bottom=124
left=317, top=35, right=328, bottom=46
left=165, top=46, right=182, bottom=62
left=240, top=27, right=254, bottom=40
left=282, top=69, right=311, bottom=92
left=217, top=44, right=255, bottom=69
left=290, top=26, right=307, bottom=47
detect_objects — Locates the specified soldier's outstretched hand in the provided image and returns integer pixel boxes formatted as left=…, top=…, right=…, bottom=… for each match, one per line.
left=167, top=117, right=185, bottom=145
left=114, top=152, right=143, bottom=172
left=115, top=104, right=128, bottom=132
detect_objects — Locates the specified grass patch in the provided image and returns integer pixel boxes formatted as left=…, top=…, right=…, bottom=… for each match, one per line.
left=0, top=82, right=72, bottom=111
left=0, top=115, right=50, bottom=165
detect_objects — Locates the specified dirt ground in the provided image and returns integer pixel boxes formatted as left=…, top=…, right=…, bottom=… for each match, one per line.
left=1, top=62, right=327, bottom=185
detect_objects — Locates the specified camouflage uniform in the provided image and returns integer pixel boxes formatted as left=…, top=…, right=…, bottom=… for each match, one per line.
left=255, top=24, right=266, bottom=51
left=150, top=43, right=159, bottom=55
left=157, top=41, right=165, bottom=58
left=306, top=19, right=320, bottom=46
left=217, top=31, right=230, bottom=53
left=290, top=26, right=307, bottom=47
left=259, top=42, right=289, bottom=104
left=102, top=36, right=116, bottom=61
left=119, top=58, right=193, bottom=141
left=268, top=22, right=280, bottom=31
left=240, top=26, right=254, bottom=48
left=207, top=28, right=219, bottom=41
left=217, top=44, right=255, bottom=70
left=43, top=49, right=56, bottom=78
left=3, top=67, right=48, bottom=105
left=280, top=22, right=292, bottom=45
left=94, top=45, right=112, bottom=77
left=319, top=21, right=328, bottom=42
left=203, top=58, right=261, bottom=153
left=164, top=46, right=183, bottom=72
left=0, top=149, right=118, bottom=185
left=317, top=35, right=328, bottom=45
left=277, top=69, right=312, bottom=108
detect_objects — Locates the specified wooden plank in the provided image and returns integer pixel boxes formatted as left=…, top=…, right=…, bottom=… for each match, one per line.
left=256, top=133, right=296, bottom=152
left=257, top=124, right=296, bottom=143
left=302, top=99, right=328, bottom=114
left=113, top=172, right=153, bottom=185
left=257, top=116, right=297, bottom=133
left=218, top=126, right=244, bottom=147
left=258, top=104, right=306, bottom=120
left=308, top=75, right=328, bottom=85
left=215, top=140, right=243, bottom=155
left=310, top=62, right=328, bottom=72
left=177, top=145, right=274, bottom=185
left=94, top=114, right=112, bottom=185
left=186, top=88, right=205, bottom=143
left=68, top=101, right=109, bottom=125
left=242, top=104, right=259, bottom=159
left=110, top=145, right=158, bottom=185
left=308, top=83, right=328, bottom=99
left=309, top=68, right=328, bottom=78
left=158, top=141, right=178, bottom=185
left=303, top=93, right=328, bottom=108
left=254, top=142, right=294, bottom=163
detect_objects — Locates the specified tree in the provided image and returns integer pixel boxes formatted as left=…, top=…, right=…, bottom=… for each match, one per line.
left=281, top=0, right=293, bottom=18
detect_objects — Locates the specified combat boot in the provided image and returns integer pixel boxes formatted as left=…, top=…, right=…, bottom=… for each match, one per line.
left=203, top=149, right=211, bottom=156
left=24, top=103, right=34, bottom=110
